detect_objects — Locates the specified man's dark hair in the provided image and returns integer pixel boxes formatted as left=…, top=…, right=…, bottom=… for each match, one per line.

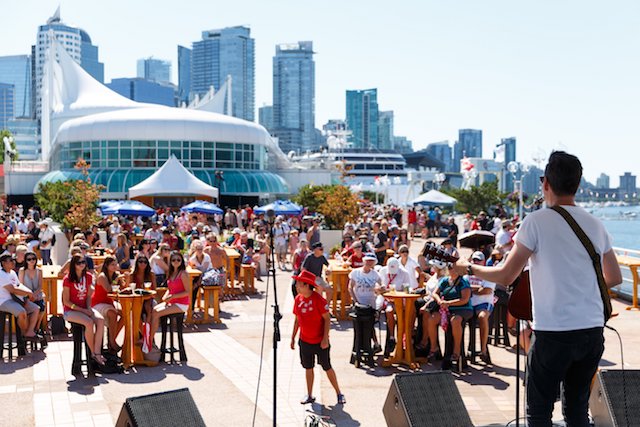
left=544, top=151, right=582, bottom=196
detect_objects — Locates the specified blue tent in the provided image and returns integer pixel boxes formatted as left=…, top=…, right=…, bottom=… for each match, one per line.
left=101, top=200, right=155, bottom=217
left=180, top=200, right=224, bottom=215
left=254, top=200, right=303, bottom=216
left=98, top=200, right=121, bottom=212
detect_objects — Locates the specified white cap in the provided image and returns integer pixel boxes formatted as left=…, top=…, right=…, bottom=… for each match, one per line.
left=386, top=257, right=400, bottom=274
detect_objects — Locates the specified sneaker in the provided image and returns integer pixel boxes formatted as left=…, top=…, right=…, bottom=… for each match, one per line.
left=300, top=395, right=315, bottom=405
left=337, top=393, right=346, bottom=405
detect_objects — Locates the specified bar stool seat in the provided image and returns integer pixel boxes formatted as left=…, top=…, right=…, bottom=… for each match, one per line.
left=0, top=311, right=26, bottom=358
left=70, top=322, right=95, bottom=376
left=160, top=312, right=187, bottom=364
left=442, top=317, right=468, bottom=372
left=240, top=264, right=255, bottom=294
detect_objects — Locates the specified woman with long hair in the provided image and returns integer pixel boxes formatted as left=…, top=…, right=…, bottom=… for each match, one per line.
left=393, top=228, right=411, bottom=252
left=62, top=254, right=106, bottom=365
left=128, top=254, right=156, bottom=321
left=18, top=250, right=46, bottom=334
left=114, top=233, right=130, bottom=270
left=149, top=251, right=191, bottom=343
left=149, top=243, right=170, bottom=287
left=93, top=256, right=123, bottom=353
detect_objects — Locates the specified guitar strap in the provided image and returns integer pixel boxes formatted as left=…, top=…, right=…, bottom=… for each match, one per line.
left=550, top=206, right=612, bottom=322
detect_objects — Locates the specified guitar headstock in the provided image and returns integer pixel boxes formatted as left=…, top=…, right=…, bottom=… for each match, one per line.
left=423, top=241, right=459, bottom=266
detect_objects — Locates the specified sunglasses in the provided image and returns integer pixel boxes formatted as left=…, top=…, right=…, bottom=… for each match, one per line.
left=26, top=257, right=37, bottom=261
left=76, top=260, right=87, bottom=265
left=171, top=258, right=182, bottom=263
left=539, top=176, right=545, bottom=183
left=137, top=259, right=148, bottom=264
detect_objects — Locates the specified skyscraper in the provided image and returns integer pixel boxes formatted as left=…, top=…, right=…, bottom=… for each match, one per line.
left=258, top=105, right=274, bottom=131
left=346, top=89, right=378, bottom=149
left=106, top=78, right=175, bottom=107
left=378, top=111, right=394, bottom=151
left=34, top=8, right=104, bottom=118
left=272, top=41, right=315, bottom=153
left=0, top=55, right=32, bottom=119
left=426, top=141, right=453, bottom=172
left=496, top=137, right=516, bottom=191
left=191, top=26, right=255, bottom=121
left=177, top=46, right=191, bottom=105
left=619, top=172, right=637, bottom=196
left=393, top=136, right=413, bottom=154
left=0, top=83, right=14, bottom=129
left=596, top=173, right=610, bottom=189
left=453, top=129, right=482, bottom=172
left=137, top=57, right=171, bottom=84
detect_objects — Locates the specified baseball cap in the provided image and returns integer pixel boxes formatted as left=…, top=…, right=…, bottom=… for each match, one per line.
left=386, top=257, right=400, bottom=274
left=471, top=251, right=485, bottom=261
left=428, top=259, right=447, bottom=270
left=363, top=253, right=378, bottom=262
left=232, top=228, right=242, bottom=234
left=311, top=242, right=323, bottom=250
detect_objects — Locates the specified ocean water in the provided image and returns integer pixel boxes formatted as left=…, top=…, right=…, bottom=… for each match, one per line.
left=589, top=205, right=640, bottom=251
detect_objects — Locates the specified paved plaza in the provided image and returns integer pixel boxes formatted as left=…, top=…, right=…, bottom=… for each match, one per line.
left=1, top=238, right=639, bottom=426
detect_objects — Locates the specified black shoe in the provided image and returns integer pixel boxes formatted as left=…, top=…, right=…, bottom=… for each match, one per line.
left=479, top=351, right=492, bottom=364
left=372, top=344, right=383, bottom=354
left=387, top=337, right=396, bottom=354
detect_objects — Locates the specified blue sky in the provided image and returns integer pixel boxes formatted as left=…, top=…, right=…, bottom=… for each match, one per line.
left=2, top=0, right=639, bottom=185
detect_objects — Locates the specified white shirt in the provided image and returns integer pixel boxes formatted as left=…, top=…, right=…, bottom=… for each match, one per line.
left=0, top=269, right=20, bottom=305
left=349, top=268, right=381, bottom=308
left=379, top=266, right=415, bottom=291
left=38, top=227, right=55, bottom=249
left=189, top=253, right=212, bottom=273
left=467, top=275, right=496, bottom=306
left=399, top=256, right=420, bottom=288
left=515, top=205, right=612, bottom=331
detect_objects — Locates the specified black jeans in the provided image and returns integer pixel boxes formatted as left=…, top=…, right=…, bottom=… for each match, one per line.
left=527, top=327, right=604, bottom=427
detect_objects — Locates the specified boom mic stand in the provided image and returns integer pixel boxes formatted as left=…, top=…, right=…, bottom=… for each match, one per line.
left=266, top=209, right=281, bottom=427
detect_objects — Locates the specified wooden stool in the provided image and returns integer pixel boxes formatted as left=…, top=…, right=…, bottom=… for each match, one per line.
left=489, top=303, right=510, bottom=347
left=200, top=286, right=222, bottom=324
left=0, top=311, right=26, bottom=358
left=70, top=323, right=95, bottom=376
left=160, top=313, right=187, bottom=364
left=240, top=264, right=256, bottom=294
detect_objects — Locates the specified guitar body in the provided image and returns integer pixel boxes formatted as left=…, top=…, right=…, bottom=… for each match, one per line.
left=508, top=270, right=532, bottom=321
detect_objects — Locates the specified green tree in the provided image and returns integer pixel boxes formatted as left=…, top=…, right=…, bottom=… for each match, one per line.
left=442, top=181, right=506, bottom=214
left=317, top=185, right=360, bottom=230
left=292, top=184, right=332, bottom=214
left=35, top=159, right=103, bottom=230
left=0, top=129, right=19, bottom=163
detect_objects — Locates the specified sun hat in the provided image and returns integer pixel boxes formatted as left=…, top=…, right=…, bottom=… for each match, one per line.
left=292, top=270, right=317, bottom=286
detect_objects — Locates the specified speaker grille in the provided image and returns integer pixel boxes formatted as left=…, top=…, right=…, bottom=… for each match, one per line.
left=395, top=372, right=473, bottom=427
left=125, top=388, right=206, bottom=427
left=600, top=370, right=640, bottom=426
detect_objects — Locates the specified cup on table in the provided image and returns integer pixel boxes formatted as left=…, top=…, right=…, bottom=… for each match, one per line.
left=144, top=282, right=152, bottom=290
left=403, top=284, right=410, bottom=293
left=111, top=284, right=120, bottom=293
left=129, top=283, right=136, bottom=292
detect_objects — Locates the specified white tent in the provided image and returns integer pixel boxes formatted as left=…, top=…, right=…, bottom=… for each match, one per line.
left=129, top=155, right=219, bottom=199
left=411, top=189, right=457, bottom=206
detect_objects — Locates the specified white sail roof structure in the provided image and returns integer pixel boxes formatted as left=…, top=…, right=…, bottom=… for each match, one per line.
left=129, top=155, right=219, bottom=199
left=188, top=75, right=232, bottom=115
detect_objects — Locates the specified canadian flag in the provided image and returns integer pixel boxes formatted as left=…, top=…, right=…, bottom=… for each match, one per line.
left=461, top=157, right=475, bottom=172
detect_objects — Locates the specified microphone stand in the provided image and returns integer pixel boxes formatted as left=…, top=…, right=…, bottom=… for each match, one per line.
left=266, top=210, right=281, bottom=427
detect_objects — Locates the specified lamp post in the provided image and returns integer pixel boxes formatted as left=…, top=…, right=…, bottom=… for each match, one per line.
left=507, top=161, right=531, bottom=221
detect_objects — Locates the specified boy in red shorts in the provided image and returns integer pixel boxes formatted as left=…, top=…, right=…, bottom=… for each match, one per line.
left=290, top=270, right=346, bottom=405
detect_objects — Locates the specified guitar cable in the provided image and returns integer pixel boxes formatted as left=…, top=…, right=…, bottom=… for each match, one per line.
left=604, top=324, right=629, bottom=427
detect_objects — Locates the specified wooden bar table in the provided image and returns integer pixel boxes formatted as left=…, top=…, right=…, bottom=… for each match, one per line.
left=110, top=290, right=158, bottom=368
left=130, top=234, right=144, bottom=247
left=199, top=286, right=223, bottom=324
left=224, top=247, right=241, bottom=293
left=41, top=265, right=62, bottom=316
left=327, top=260, right=352, bottom=320
left=381, top=291, right=422, bottom=369
left=617, top=254, right=640, bottom=310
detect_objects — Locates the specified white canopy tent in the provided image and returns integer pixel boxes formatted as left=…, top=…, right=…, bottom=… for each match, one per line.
left=129, top=155, right=219, bottom=199
left=411, top=189, right=457, bottom=206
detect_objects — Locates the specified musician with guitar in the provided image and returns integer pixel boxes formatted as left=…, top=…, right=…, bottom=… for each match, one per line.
left=455, top=151, right=622, bottom=426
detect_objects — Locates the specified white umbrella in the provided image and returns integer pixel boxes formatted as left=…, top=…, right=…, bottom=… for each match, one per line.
left=411, top=189, right=457, bottom=206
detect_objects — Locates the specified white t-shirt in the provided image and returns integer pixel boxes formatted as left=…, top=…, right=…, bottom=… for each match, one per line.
left=0, top=269, right=20, bottom=305
left=399, top=257, right=420, bottom=288
left=379, top=266, right=415, bottom=291
left=189, top=253, right=212, bottom=273
left=467, top=275, right=496, bottom=306
left=515, top=205, right=612, bottom=331
left=349, top=268, right=381, bottom=308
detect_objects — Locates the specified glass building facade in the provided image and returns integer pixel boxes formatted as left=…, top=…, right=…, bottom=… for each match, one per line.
left=191, top=26, right=255, bottom=121
left=7, top=119, right=39, bottom=160
left=272, top=41, right=315, bottom=154
left=137, top=57, right=171, bottom=84
left=177, top=46, right=191, bottom=105
left=0, top=83, right=14, bottom=129
left=346, top=88, right=379, bottom=149
left=378, top=110, right=394, bottom=151
left=0, top=55, right=32, bottom=119
left=107, top=78, right=175, bottom=107
left=453, top=129, right=482, bottom=172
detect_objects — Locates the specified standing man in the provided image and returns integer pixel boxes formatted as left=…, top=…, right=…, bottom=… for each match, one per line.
left=291, top=270, right=346, bottom=405
left=301, top=242, right=332, bottom=302
left=455, top=151, right=622, bottom=426
left=371, top=221, right=388, bottom=266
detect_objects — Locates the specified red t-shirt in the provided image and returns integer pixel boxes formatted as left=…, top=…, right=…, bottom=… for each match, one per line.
left=293, top=291, right=329, bottom=344
left=91, top=279, right=113, bottom=307
left=348, top=253, right=364, bottom=268
left=408, top=210, right=417, bottom=224
left=63, top=273, right=93, bottom=312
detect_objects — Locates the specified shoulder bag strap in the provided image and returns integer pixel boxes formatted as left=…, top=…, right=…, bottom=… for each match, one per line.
left=550, top=206, right=612, bottom=322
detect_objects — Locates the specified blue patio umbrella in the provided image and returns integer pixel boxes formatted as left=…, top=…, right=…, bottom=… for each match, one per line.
left=101, top=200, right=155, bottom=217
left=98, top=200, right=121, bottom=214
left=254, top=200, right=303, bottom=216
left=180, top=200, right=224, bottom=215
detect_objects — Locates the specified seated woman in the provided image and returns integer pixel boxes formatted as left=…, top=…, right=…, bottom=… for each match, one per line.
left=189, top=240, right=211, bottom=308
left=416, top=259, right=447, bottom=353
left=61, top=255, right=106, bottom=366
left=93, top=256, right=124, bottom=353
left=426, top=264, right=472, bottom=366
left=149, top=243, right=170, bottom=287
left=129, top=254, right=157, bottom=321
left=18, top=251, right=47, bottom=336
left=114, top=234, right=131, bottom=271
left=149, top=251, right=191, bottom=345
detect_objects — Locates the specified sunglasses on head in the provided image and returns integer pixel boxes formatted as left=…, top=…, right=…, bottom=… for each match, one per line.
left=26, top=257, right=37, bottom=261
